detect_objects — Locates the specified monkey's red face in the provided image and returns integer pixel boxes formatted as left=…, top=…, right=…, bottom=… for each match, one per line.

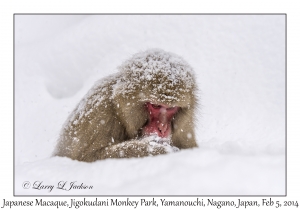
left=143, top=102, right=179, bottom=138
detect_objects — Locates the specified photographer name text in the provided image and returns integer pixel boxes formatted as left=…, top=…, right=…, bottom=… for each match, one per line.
left=22, top=181, right=93, bottom=192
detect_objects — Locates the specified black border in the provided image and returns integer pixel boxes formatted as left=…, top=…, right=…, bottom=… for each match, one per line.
left=13, top=13, right=287, bottom=197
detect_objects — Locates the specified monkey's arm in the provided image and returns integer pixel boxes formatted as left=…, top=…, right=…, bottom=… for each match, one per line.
left=81, top=138, right=179, bottom=161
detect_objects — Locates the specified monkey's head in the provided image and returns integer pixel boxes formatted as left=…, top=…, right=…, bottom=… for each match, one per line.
left=112, top=49, right=197, bottom=139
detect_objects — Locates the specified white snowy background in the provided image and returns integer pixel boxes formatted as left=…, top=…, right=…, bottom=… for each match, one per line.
left=15, top=15, right=285, bottom=195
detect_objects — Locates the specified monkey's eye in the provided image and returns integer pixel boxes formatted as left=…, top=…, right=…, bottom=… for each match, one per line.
left=151, top=104, right=162, bottom=109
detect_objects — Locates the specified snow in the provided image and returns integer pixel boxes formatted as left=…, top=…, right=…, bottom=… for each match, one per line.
left=15, top=15, right=285, bottom=195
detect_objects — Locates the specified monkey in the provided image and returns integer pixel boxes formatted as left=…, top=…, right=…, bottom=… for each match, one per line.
left=53, top=49, right=198, bottom=162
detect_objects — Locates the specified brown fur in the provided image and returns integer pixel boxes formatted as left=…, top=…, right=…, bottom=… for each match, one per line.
left=54, top=49, right=198, bottom=162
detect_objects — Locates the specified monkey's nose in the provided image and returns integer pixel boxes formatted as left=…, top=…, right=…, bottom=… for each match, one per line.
left=158, top=123, right=168, bottom=134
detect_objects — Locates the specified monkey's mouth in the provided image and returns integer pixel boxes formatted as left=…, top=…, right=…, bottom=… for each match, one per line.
left=143, top=102, right=179, bottom=138
left=158, top=122, right=169, bottom=136
left=143, top=121, right=172, bottom=138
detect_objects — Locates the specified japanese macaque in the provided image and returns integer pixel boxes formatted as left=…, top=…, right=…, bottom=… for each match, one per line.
left=54, top=49, right=198, bottom=162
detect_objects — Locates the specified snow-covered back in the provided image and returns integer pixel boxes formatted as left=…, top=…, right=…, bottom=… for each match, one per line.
left=15, top=15, right=285, bottom=195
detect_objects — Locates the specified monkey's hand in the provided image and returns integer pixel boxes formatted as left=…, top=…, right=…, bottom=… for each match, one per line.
left=95, top=136, right=179, bottom=160
left=142, top=135, right=179, bottom=153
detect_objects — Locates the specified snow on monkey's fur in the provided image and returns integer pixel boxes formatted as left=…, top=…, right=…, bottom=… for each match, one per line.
left=113, top=49, right=196, bottom=105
